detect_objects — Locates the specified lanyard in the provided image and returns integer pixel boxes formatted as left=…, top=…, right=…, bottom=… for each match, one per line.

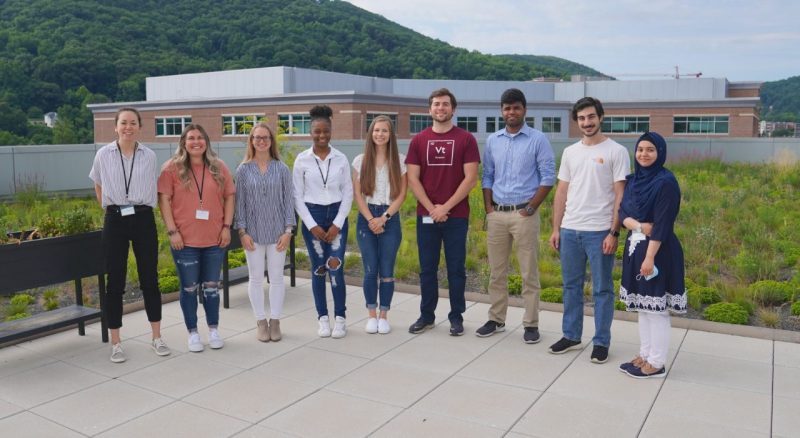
left=315, top=157, right=331, bottom=189
left=190, top=162, right=207, bottom=206
left=117, top=143, right=137, bottom=201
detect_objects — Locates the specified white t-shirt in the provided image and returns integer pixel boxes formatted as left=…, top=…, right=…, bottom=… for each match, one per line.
left=558, top=138, right=630, bottom=231
left=352, top=153, right=407, bottom=205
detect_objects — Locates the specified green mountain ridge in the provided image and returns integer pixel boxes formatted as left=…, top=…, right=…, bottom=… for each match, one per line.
left=760, top=76, right=800, bottom=122
left=0, top=0, right=609, bottom=145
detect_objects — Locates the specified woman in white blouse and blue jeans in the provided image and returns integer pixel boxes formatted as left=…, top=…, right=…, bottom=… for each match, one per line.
left=352, top=115, right=407, bottom=334
left=293, top=105, right=354, bottom=339
left=235, top=123, right=295, bottom=342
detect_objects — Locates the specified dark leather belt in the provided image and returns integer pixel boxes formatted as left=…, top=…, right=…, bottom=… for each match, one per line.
left=493, top=202, right=528, bottom=212
left=106, top=205, right=153, bottom=214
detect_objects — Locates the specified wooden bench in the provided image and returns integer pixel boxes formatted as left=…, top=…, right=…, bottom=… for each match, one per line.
left=221, top=228, right=297, bottom=309
left=0, top=231, right=108, bottom=346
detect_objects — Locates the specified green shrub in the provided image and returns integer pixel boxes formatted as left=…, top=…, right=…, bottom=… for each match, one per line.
left=228, top=258, right=244, bottom=269
left=10, top=293, right=35, bottom=306
left=158, top=266, right=176, bottom=277
left=37, top=214, right=63, bottom=237
left=687, top=286, right=721, bottom=309
left=158, top=275, right=180, bottom=294
left=748, top=280, right=793, bottom=306
left=540, top=287, right=563, bottom=303
left=60, top=208, right=96, bottom=235
left=508, top=274, right=522, bottom=295
left=344, top=253, right=361, bottom=269
left=615, top=300, right=626, bottom=311
left=44, top=300, right=59, bottom=311
left=6, top=312, right=31, bottom=321
left=791, top=301, right=800, bottom=316
left=703, top=302, right=749, bottom=325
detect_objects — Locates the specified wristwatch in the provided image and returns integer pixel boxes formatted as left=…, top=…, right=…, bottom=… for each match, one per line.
left=524, top=206, right=535, bottom=215
left=609, top=230, right=620, bottom=237
left=383, top=211, right=392, bottom=219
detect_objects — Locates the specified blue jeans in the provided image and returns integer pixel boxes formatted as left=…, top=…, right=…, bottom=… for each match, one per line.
left=301, top=202, right=348, bottom=318
left=357, top=204, right=402, bottom=311
left=559, top=228, right=615, bottom=347
left=171, top=245, right=225, bottom=332
left=416, top=216, right=468, bottom=323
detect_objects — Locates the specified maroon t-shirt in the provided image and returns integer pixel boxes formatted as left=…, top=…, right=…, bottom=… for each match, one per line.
left=405, top=126, right=480, bottom=218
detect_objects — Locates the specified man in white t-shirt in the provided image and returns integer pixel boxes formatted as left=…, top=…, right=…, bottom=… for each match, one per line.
left=547, top=97, right=630, bottom=364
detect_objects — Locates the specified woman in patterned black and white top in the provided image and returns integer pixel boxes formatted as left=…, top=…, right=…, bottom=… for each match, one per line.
left=352, top=115, right=407, bottom=334
left=235, top=123, right=295, bottom=342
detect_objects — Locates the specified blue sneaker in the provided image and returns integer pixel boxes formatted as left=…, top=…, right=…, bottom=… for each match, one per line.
left=625, top=363, right=666, bottom=379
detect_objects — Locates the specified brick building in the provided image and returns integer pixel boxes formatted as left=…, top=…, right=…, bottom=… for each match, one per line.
left=88, top=66, right=762, bottom=143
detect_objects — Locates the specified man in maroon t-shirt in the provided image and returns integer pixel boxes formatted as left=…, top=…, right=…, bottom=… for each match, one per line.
left=405, top=88, right=480, bottom=336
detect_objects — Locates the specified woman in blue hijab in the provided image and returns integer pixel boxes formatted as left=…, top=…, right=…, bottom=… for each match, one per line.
left=618, top=131, right=686, bottom=379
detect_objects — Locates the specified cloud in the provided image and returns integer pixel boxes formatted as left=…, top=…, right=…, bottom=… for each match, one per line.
left=344, top=0, right=800, bottom=81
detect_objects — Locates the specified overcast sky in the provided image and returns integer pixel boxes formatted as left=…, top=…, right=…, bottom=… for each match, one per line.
left=345, top=0, right=799, bottom=82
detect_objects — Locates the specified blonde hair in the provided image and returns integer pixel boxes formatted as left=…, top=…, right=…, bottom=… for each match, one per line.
left=164, top=124, right=224, bottom=188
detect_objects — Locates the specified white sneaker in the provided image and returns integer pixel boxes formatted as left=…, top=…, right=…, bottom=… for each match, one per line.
left=318, top=315, right=331, bottom=337
left=332, top=316, right=347, bottom=339
left=365, top=317, right=378, bottom=334
left=188, top=332, right=204, bottom=352
left=208, top=329, right=224, bottom=349
left=110, top=343, right=126, bottom=363
left=378, top=318, right=391, bottom=334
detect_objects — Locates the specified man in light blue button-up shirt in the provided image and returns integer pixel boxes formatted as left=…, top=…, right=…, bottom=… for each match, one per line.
left=478, top=88, right=556, bottom=344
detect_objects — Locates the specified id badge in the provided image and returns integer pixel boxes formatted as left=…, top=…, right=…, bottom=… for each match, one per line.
left=120, top=205, right=135, bottom=216
left=422, top=216, right=434, bottom=224
left=195, top=209, right=210, bottom=220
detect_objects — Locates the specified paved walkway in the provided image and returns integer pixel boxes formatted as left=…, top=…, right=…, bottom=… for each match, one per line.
left=1, top=277, right=797, bottom=437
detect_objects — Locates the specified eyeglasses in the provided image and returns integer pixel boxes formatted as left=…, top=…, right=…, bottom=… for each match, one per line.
left=253, top=136, right=271, bottom=143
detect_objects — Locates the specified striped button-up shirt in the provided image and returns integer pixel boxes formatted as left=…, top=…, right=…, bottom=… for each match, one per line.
left=234, top=160, right=296, bottom=245
left=89, top=141, right=159, bottom=208
left=481, top=124, right=556, bottom=205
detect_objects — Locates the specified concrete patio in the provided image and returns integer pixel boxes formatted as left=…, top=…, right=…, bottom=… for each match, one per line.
left=1, top=276, right=798, bottom=437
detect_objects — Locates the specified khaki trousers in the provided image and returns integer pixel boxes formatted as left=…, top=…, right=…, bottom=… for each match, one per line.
left=486, top=210, right=541, bottom=327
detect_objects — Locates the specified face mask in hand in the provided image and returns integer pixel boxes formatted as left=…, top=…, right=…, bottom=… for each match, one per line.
left=636, top=265, right=659, bottom=281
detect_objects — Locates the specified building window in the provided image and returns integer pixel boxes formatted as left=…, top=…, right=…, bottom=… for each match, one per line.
left=525, top=117, right=535, bottom=128
left=366, top=113, right=398, bottom=131
left=155, top=116, right=191, bottom=136
left=457, top=116, right=478, bottom=133
left=673, top=116, right=729, bottom=134
left=410, top=114, right=433, bottom=134
left=485, top=117, right=506, bottom=133
left=542, top=117, right=562, bottom=133
left=602, top=116, right=650, bottom=134
left=278, top=113, right=312, bottom=135
left=223, top=115, right=261, bottom=136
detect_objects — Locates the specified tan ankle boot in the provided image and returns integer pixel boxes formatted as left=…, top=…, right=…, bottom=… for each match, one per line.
left=256, top=319, right=269, bottom=342
left=269, top=319, right=281, bottom=342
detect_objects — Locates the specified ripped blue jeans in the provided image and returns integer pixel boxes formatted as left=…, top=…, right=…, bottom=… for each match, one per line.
left=171, top=245, right=225, bottom=332
left=301, top=202, right=348, bottom=319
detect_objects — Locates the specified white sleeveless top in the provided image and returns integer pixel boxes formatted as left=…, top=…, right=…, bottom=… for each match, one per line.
left=352, top=153, right=406, bottom=205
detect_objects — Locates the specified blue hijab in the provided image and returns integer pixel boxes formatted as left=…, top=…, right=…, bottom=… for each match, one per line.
left=621, top=132, right=677, bottom=221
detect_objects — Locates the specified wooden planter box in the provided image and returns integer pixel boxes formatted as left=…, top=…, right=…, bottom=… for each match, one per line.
left=0, top=231, right=108, bottom=345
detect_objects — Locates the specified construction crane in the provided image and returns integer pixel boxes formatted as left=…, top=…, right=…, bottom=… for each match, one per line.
left=610, top=66, right=702, bottom=79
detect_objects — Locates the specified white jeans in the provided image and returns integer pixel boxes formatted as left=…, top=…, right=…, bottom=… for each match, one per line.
left=638, top=312, right=671, bottom=368
left=244, top=243, right=287, bottom=320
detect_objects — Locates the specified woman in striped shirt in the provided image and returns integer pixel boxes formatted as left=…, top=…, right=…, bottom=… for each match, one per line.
left=235, top=123, right=295, bottom=342
left=89, top=107, right=170, bottom=363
